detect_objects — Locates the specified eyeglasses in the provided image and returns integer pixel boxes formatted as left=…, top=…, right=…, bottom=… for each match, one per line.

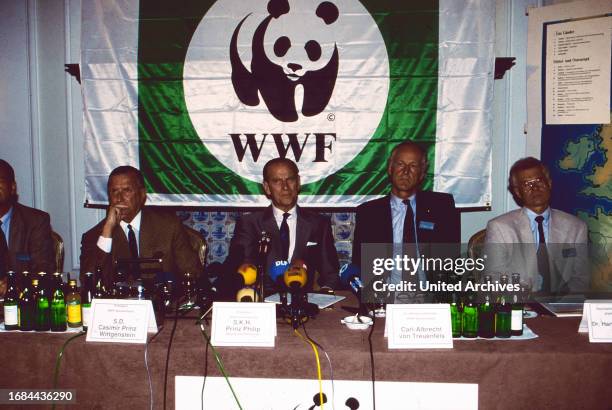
left=518, top=177, right=548, bottom=190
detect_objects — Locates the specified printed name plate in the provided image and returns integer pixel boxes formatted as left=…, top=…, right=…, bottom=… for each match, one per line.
left=211, top=302, right=276, bottom=347
left=86, top=299, right=157, bottom=344
left=385, top=304, right=453, bottom=349
left=584, top=300, right=612, bottom=343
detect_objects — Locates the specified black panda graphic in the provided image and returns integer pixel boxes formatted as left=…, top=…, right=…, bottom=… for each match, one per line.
left=230, top=0, right=340, bottom=122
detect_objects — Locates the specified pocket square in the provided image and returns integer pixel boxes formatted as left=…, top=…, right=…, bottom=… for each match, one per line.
left=306, top=241, right=318, bottom=246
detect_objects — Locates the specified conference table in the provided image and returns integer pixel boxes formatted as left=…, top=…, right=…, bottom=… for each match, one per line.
left=1, top=293, right=611, bottom=409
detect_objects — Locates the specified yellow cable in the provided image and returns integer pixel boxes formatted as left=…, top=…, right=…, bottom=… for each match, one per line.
left=294, top=329, right=324, bottom=409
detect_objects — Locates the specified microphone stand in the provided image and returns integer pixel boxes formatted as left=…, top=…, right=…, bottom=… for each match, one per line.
left=256, top=232, right=271, bottom=303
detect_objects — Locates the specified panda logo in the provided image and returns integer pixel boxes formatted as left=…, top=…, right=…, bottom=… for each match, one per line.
left=230, top=0, right=340, bottom=123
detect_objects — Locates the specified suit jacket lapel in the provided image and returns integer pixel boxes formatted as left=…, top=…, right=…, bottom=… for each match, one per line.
left=8, top=204, right=24, bottom=252
left=262, top=206, right=281, bottom=261
left=294, top=206, right=311, bottom=261
left=548, top=210, right=564, bottom=243
left=139, top=209, right=151, bottom=258
left=381, top=196, right=393, bottom=242
left=516, top=209, right=535, bottom=243
left=111, top=224, right=130, bottom=262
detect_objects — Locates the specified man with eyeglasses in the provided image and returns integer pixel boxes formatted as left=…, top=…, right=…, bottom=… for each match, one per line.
left=485, top=157, right=589, bottom=294
left=224, top=158, right=339, bottom=293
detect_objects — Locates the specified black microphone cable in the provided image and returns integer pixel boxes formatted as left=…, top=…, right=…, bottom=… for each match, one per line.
left=368, top=313, right=376, bottom=410
left=163, top=297, right=194, bottom=410
left=195, top=305, right=213, bottom=410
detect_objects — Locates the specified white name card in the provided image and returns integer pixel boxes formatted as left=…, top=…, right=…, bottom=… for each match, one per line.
left=385, top=304, right=453, bottom=349
left=211, top=302, right=276, bottom=347
left=86, top=299, right=157, bottom=344
left=584, top=300, right=612, bottom=343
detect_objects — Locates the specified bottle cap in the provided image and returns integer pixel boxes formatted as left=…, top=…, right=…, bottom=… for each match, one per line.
left=69, top=279, right=77, bottom=286
left=32, top=279, right=39, bottom=286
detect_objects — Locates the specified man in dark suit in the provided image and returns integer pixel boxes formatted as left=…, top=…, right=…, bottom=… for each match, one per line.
left=224, top=158, right=339, bottom=293
left=0, top=159, right=55, bottom=294
left=352, top=142, right=460, bottom=290
left=80, top=166, right=200, bottom=287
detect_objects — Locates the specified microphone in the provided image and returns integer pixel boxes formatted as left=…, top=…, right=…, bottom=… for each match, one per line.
left=215, top=263, right=257, bottom=299
left=283, top=264, right=313, bottom=329
left=269, top=260, right=289, bottom=287
left=237, top=263, right=257, bottom=286
left=258, top=231, right=271, bottom=258
left=284, top=264, right=307, bottom=290
left=339, top=263, right=363, bottom=295
left=236, top=287, right=259, bottom=302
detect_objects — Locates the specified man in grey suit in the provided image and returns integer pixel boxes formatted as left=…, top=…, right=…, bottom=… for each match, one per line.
left=485, top=157, right=589, bottom=294
left=224, top=158, right=339, bottom=293
left=0, top=159, right=55, bottom=295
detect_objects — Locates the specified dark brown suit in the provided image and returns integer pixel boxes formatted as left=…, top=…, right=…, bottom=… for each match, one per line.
left=80, top=207, right=200, bottom=286
left=5, top=203, right=55, bottom=274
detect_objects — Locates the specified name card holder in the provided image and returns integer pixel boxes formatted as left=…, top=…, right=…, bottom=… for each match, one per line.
left=582, top=300, right=612, bottom=343
left=86, top=299, right=157, bottom=344
left=385, top=304, right=453, bottom=349
left=211, top=302, right=277, bottom=347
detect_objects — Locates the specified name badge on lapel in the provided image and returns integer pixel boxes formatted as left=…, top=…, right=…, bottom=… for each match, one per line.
left=562, top=248, right=577, bottom=258
left=419, top=221, right=435, bottom=231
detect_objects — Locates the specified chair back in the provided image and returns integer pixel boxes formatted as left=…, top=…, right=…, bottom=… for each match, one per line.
left=51, top=230, right=64, bottom=273
left=184, top=226, right=208, bottom=268
left=468, top=229, right=487, bottom=260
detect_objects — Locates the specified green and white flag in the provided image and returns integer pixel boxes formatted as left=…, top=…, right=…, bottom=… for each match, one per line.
left=82, top=0, right=493, bottom=207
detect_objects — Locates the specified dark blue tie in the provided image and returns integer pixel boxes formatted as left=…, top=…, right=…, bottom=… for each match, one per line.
left=280, top=213, right=290, bottom=261
left=535, top=215, right=550, bottom=293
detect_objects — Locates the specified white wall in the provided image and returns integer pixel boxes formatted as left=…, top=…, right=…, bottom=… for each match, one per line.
left=0, top=0, right=543, bottom=273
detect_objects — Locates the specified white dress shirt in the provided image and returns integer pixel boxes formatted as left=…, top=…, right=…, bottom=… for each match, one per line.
left=272, top=205, right=297, bottom=262
left=96, top=211, right=142, bottom=254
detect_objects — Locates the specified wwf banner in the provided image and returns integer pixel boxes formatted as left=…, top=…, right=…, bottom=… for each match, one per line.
left=82, top=0, right=494, bottom=207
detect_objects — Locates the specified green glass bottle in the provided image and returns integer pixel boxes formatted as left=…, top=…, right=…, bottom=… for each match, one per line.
left=495, top=274, right=512, bottom=338
left=66, top=280, right=82, bottom=328
left=50, top=272, right=67, bottom=332
left=478, top=275, right=495, bottom=338
left=450, top=292, right=462, bottom=338
left=81, top=272, right=94, bottom=330
left=3, top=271, right=19, bottom=330
left=18, top=275, right=35, bottom=331
left=462, top=289, right=478, bottom=338
left=511, top=273, right=524, bottom=336
left=34, top=277, right=51, bottom=331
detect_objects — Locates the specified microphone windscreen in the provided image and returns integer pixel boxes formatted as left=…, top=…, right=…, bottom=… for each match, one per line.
left=237, top=263, right=257, bottom=286
left=284, top=265, right=307, bottom=289
left=236, top=287, right=258, bottom=302
left=269, top=260, right=289, bottom=282
left=339, top=263, right=361, bottom=285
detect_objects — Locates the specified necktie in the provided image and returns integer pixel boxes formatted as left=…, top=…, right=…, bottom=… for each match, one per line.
left=402, top=200, right=415, bottom=244
left=535, top=215, right=551, bottom=293
left=280, top=213, right=290, bottom=261
left=127, top=224, right=139, bottom=277
left=0, top=220, right=8, bottom=277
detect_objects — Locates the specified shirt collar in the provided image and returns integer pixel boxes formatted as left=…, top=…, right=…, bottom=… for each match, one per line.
left=0, top=206, right=13, bottom=226
left=272, top=205, right=296, bottom=220
left=120, top=210, right=142, bottom=232
left=390, top=193, right=416, bottom=209
left=523, top=207, right=551, bottom=224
